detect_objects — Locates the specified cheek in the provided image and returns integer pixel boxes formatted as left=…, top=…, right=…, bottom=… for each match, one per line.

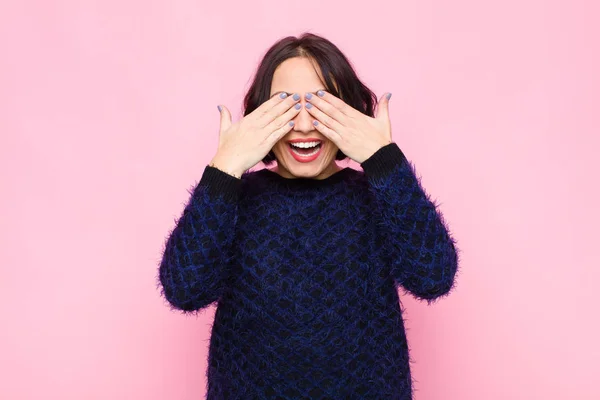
left=274, top=140, right=286, bottom=152
left=271, top=140, right=288, bottom=158
left=325, top=141, right=339, bottom=156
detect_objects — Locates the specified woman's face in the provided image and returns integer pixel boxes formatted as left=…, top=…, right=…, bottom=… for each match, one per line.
left=269, top=57, right=341, bottom=179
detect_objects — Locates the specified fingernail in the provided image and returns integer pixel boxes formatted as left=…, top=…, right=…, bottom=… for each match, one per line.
left=305, top=92, right=313, bottom=100
left=313, top=120, right=319, bottom=126
left=289, top=121, right=295, bottom=126
left=386, top=93, right=392, bottom=100
left=293, top=93, right=300, bottom=101
left=280, top=92, right=288, bottom=99
left=295, top=103, right=301, bottom=110
left=317, top=90, right=325, bottom=97
left=306, top=102, right=313, bottom=109
left=217, top=105, right=222, bottom=112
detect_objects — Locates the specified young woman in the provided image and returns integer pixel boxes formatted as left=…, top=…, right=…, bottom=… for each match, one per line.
left=158, top=32, right=460, bottom=399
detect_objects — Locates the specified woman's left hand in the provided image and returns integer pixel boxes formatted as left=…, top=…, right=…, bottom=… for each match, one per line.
left=305, top=90, right=393, bottom=164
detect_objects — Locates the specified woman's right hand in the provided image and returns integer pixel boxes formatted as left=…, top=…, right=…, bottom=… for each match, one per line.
left=210, top=93, right=302, bottom=178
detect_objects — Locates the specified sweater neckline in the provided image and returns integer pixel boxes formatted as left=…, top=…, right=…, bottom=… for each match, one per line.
left=255, top=166, right=355, bottom=188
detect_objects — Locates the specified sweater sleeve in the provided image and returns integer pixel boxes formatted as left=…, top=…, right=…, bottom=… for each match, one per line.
left=361, top=142, right=460, bottom=304
left=157, top=164, right=242, bottom=314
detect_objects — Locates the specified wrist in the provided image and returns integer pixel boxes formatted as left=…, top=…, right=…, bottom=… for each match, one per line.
left=209, top=156, right=244, bottom=179
left=360, top=142, right=407, bottom=180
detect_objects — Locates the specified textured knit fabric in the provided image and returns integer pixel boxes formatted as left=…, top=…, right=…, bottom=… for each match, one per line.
left=157, top=142, right=460, bottom=399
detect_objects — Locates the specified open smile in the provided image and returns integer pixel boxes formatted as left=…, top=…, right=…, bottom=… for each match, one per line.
left=287, top=138, right=323, bottom=163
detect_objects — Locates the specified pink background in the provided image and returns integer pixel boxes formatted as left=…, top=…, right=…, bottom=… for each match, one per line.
left=1, top=1, right=599, bottom=399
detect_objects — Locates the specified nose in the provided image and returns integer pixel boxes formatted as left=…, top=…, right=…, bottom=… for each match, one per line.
left=291, top=98, right=315, bottom=134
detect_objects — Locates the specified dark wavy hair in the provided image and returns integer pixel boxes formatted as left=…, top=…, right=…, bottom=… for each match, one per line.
left=243, top=32, right=378, bottom=165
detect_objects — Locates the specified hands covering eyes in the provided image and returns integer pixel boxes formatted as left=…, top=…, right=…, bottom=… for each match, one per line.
left=303, top=90, right=393, bottom=164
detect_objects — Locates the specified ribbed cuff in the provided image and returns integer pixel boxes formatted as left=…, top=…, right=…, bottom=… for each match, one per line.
left=360, top=142, right=408, bottom=180
left=197, top=164, right=242, bottom=202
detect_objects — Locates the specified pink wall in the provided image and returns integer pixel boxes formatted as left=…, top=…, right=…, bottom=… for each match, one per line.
left=1, top=1, right=599, bottom=399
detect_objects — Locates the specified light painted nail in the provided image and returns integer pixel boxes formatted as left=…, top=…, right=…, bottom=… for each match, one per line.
left=306, top=102, right=313, bottom=109
left=280, top=92, right=288, bottom=99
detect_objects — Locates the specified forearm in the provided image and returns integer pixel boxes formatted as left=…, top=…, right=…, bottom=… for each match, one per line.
left=361, top=142, right=459, bottom=302
left=158, top=164, right=242, bottom=312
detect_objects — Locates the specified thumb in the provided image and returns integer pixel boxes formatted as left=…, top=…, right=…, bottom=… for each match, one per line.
left=217, top=104, right=232, bottom=133
left=375, top=92, right=392, bottom=121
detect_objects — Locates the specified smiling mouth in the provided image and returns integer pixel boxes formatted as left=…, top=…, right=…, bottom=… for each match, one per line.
left=288, top=141, right=322, bottom=156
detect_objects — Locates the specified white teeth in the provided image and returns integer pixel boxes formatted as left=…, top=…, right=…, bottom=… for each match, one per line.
left=290, top=141, right=320, bottom=149
left=291, top=146, right=320, bottom=157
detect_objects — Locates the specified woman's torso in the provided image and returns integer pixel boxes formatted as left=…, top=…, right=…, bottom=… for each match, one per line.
left=206, top=168, right=413, bottom=399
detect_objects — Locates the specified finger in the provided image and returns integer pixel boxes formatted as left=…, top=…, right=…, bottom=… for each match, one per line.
left=304, top=92, right=348, bottom=125
left=311, top=119, right=341, bottom=144
left=264, top=102, right=302, bottom=135
left=375, top=92, right=392, bottom=121
left=264, top=119, right=296, bottom=147
left=308, top=90, right=361, bottom=119
left=217, top=104, right=232, bottom=133
left=249, top=92, right=291, bottom=122
left=256, top=92, right=301, bottom=128
left=305, top=101, right=343, bottom=132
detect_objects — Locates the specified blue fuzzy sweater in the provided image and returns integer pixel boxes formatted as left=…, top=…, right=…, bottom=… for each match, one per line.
left=158, top=142, right=460, bottom=399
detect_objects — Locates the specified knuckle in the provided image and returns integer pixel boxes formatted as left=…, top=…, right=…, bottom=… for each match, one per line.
left=272, top=119, right=286, bottom=132
left=263, top=110, right=275, bottom=122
